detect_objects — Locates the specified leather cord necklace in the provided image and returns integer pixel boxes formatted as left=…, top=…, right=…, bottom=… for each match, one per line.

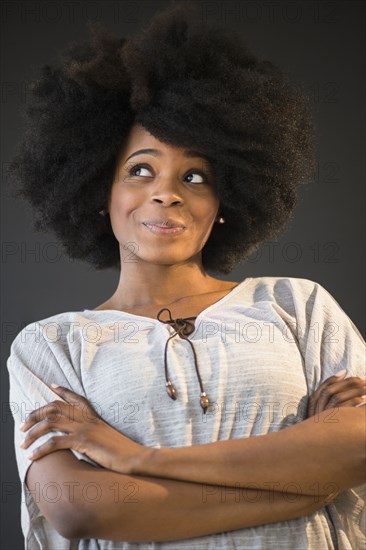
left=156, top=307, right=209, bottom=413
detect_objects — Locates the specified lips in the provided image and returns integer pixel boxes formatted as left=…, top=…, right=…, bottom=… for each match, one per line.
left=143, top=223, right=186, bottom=235
left=142, top=218, right=186, bottom=228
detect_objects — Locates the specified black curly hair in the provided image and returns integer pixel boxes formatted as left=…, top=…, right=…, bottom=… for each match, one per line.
left=8, top=0, right=316, bottom=275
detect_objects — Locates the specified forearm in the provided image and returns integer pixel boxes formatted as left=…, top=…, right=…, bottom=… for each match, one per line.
left=26, top=450, right=331, bottom=542
left=136, top=407, right=366, bottom=497
left=73, top=466, right=329, bottom=541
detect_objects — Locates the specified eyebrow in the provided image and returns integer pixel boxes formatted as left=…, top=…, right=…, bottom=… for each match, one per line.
left=125, top=148, right=212, bottom=164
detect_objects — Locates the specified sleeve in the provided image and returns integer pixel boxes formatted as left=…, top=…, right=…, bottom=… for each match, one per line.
left=6, top=320, right=99, bottom=548
left=291, top=278, right=366, bottom=393
left=293, top=279, right=366, bottom=547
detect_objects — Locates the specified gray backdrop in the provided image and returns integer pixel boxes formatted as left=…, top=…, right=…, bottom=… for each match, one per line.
left=1, top=0, right=365, bottom=547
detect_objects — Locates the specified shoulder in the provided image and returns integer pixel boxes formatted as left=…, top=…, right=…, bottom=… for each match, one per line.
left=9, top=310, right=89, bottom=356
left=245, top=275, right=322, bottom=301
left=241, top=275, right=342, bottom=322
left=7, top=310, right=97, bottom=385
left=245, top=276, right=364, bottom=342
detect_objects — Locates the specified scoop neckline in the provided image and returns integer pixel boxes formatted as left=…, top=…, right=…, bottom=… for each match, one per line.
left=82, top=277, right=252, bottom=337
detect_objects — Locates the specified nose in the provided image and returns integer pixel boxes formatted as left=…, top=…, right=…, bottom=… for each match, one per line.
left=150, top=178, right=184, bottom=206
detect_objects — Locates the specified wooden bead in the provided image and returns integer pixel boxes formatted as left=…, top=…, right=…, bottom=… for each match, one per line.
left=200, top=394, right=209, bottom=413
left=166, top=381, right=177, bottom=400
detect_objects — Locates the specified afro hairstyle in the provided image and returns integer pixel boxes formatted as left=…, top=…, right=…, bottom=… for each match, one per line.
left=8, top=0, right=316, bottom=275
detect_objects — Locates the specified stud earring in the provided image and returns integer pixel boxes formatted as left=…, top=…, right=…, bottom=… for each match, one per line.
left=99, top=209, right=107, bottom=216
left=217, top=217, right=225, bottom=224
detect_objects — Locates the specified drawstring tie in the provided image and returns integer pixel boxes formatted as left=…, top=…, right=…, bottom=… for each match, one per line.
left=156, top=307, right=209, bottom=413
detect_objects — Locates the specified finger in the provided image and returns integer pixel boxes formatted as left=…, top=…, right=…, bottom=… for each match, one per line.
left=20, top=418, right=72, bottom=450
left=307, top=370, right=347, bottom=417
left=323, top=376, right=366, bottom=397
left=309, top=375, right=366, bottom=416
left=325, top=388, right=366, bottom=409
left=26, top=435, right=75, bottom=461
left=307, top=376, right=347, bottom=417
left=326, top=393, right=366, bottom=409
left=318, top=377, right=366, bottom=411
left=50, top=384, right=87, bottom=407
left=328, top=376, right=366, bottom=389
left=49, top=384, right=99, bottom=421
left=19, top=401, right=70, bottom=432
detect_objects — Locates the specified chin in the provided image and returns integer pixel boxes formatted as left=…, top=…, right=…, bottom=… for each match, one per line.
left=134, top=251, right=196, bottom=265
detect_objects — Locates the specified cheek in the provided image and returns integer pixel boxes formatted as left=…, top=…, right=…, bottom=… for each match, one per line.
left=108, top=188, right=135, bottom=238
left=109, top=186, right=136, bottom=218
left=194, top=196, right=220, bottom=224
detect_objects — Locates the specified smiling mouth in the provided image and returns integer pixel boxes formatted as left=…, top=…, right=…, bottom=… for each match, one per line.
left=142, top=223, right=186, bottom=235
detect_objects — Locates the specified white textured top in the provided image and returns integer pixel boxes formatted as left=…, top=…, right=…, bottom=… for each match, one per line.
left=7, top=276, right=366, bottom=549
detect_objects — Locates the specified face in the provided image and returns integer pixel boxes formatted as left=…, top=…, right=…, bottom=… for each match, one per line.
left=108, top=123, right=220, bottom=267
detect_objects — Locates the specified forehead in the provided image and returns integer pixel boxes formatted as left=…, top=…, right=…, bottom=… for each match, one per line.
left=118, top=123, right=212, bottom=166
left=124, top=123, right=163, bottom=150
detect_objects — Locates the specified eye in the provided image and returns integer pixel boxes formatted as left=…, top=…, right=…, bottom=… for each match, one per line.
left=125, top=162, right=209, bottom=184
left=185, top=172, right=206, bottom=184
left=127, top=163, right=152, bottom=177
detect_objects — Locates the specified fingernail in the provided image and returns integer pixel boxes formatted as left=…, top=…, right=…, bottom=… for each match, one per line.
left=19, top=423, right=25, bottom=431
left=51, top=383, right=59, bottom=388
left=356, top=398, right=366, bottom=408
left=334, top=369, right=347, bottom=377
left=27, top=453, right=34, bottom=459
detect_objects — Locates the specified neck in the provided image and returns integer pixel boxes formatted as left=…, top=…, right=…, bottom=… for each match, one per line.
left=106, top=258, right=220, bottom=311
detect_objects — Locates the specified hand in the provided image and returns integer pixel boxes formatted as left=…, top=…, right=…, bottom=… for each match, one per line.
left=307, top=370, right=366, bottom=418
left=19, top=384, right=147, bottom=475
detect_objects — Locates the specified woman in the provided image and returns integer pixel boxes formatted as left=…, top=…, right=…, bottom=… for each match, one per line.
left=7, top=1, right=365, bottom=548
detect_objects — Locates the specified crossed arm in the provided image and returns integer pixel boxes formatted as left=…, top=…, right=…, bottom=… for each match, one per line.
left=26, top=449, right=330, bottom=541
left=25, top=378, right=366, bottom=542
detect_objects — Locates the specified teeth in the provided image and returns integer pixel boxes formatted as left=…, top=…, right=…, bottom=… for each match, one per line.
left=149, top=223, right=179, bottom=228
left=143, top=222, right=184, bottom=229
